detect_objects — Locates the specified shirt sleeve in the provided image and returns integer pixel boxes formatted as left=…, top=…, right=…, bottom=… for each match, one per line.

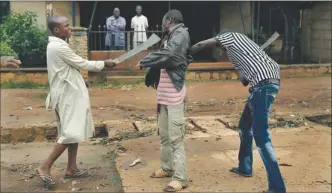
left=58, top=44, right=105, bottom=72
left=145, top=16, right=149, bottom=28
left=214, top=32, right=234, bottom=48
left=131, top=17, right=135, bottom=29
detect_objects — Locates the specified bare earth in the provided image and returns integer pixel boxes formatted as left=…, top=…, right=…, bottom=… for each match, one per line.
left=1, top=76, right=331, bottom=128
left=0, top=76, right=331, bottom=192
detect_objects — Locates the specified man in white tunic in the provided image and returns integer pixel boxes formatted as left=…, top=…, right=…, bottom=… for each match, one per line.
left=36, top=16, right=118, bottom=187
left=131, top=5, right=149, bottom=49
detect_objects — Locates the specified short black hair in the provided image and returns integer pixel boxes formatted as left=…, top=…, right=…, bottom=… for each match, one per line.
left=164, top=9, right=183, bottom=24
left=47, top=16, right=64, bottom=34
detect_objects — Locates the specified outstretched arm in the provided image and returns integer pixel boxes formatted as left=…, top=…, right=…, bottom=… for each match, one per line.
left=58, top=44, right=117, bottom=71
left=139, top=30, right=189, bottom=69
left=187, top=38, right=217, bottom=55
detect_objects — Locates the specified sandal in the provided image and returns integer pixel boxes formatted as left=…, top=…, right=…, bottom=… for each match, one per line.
left=150, top=168, right=172, bottom=178
left=36, top=169, right=56, bottom=187
left=64, top=169, right=90, bottom=179
left=229, top=167, right=252, bottom=177
left=163, top=181, right=188, bottom=192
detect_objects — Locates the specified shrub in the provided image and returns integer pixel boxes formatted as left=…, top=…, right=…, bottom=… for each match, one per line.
left=0, top=11, right=48, bottom=66
left=0, top=41, right=18, bottom=58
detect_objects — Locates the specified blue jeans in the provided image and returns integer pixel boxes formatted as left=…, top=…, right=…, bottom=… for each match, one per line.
left=237, top=81, right=286, bottom=192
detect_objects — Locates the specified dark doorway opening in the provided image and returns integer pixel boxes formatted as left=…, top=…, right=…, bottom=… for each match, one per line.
left=79, top=1, right=221, bottom=62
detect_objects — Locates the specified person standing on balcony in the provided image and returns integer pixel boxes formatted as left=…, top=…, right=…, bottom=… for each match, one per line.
left=131, top=5, right=149, bottom=49
left=36, top=15, right=118, bottom=188
left=105, top=7, right=126, bottom=50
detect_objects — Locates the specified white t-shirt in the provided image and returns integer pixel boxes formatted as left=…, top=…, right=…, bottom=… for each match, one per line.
left=131, top=15, right=149, bottom=42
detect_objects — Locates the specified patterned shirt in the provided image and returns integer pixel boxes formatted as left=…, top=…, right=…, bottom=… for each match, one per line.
left=215, top=32, right=280, bottom=86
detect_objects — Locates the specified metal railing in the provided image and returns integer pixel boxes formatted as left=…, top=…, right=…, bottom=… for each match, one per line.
left=88, top=24, right=164, bottom=51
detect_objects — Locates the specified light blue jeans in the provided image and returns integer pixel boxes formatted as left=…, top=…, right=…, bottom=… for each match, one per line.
left=236, top=80, right=286, bottom=193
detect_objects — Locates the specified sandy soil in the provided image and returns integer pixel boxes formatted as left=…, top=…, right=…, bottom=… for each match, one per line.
left=0, top=76, right=331, bottom=192
left=1, top=76, right=331, bottom=128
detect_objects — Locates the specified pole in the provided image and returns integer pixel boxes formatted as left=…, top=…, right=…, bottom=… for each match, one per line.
left=239, top=3, right=247, bottom=35
left=256, top=2, right=260, bottom=43
left=89, top=1, right=98, bottom=29
left=72, top=1, right=76, bottom=26
left=251, top=1, right=255, bottom=42
left=168, top=1, right=171, bottom=11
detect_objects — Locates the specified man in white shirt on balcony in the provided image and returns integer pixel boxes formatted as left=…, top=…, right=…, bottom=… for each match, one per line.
left=131, top=5, right=149, bottom=49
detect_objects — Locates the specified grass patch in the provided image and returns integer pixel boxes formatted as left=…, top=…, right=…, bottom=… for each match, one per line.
left=0, top=81, right=48, bottom=89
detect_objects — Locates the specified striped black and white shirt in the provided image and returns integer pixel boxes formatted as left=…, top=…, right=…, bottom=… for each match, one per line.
left=215, top=32, right=280, bottom=86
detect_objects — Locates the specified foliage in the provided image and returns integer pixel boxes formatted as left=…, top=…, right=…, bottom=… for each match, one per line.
left=0, top=11, right=48, bottom=65
left=0, top=41, right=18, bottom=58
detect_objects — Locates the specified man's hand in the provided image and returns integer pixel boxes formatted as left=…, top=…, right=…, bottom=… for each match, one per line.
left=137, top=62, right=144, bottom=70
left=84, top=79, right=91, bottom=88
left=0, top=57, right=21, bottom=68
left=104, top=58, right=119, bottom=69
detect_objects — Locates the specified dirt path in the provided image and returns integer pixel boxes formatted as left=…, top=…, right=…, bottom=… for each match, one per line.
left=1, top=76, right=331, bottom=128
left=117, top=126, right=331, bottom=192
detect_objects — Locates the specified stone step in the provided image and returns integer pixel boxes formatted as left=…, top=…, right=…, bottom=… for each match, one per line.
left=0, top=116, right=239, bottom=144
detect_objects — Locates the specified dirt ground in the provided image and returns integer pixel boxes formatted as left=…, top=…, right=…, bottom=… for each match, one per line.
left=1, top=142, right=123, bottom=192
left=0, top=76, right=331, bottom=192
left=1, top=76, right=331, bottom=128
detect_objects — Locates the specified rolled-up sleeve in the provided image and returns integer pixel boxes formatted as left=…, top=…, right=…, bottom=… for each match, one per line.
left=58, top=44, right=105, bottom=72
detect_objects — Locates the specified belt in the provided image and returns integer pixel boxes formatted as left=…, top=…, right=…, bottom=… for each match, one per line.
left=259, top=78, right=280, bottom=84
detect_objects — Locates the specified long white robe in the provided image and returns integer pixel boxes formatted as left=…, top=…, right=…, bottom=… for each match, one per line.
left=46, top=36, right=105, bottom=144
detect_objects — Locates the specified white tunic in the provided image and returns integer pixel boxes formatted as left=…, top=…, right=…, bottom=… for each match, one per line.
left=131, top=15, right=148, bottom=42
left=46, top=36, right=105, bottom=144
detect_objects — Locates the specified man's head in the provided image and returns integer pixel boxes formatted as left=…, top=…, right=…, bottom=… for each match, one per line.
left=136, top=5, right=142, bottom=16
left=113, top=8, right=120, bottom=18
left=162, top=9, right=183, bottom=33
left=47, top=16, right=72, bottom=39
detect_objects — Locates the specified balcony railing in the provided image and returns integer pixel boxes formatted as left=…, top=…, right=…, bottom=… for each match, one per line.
left=88, top=24, right=164, bottom=51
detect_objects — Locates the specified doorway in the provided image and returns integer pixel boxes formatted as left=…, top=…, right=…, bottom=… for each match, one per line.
left=79, top=1, right=221, bottom=62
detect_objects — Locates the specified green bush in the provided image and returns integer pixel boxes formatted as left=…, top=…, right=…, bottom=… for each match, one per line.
left=0, top=11, right=48, bottom=66
left=0, top=41, right=18, bottom=58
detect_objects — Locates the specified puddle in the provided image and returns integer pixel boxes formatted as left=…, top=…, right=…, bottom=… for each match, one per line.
left=305, top=114, right=331, bottom=127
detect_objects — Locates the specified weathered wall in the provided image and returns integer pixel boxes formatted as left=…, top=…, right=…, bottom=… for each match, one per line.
left=10, top=1, right=47, bottom=28
left=68, top=27, right=88, bottom=78
left=220, top=2, right=251, bottom=34
left=301, top=2, right=332, bottom=62
left=50, top=1, right=81, bottom=27
left=215, top=2, right=251, bottom=61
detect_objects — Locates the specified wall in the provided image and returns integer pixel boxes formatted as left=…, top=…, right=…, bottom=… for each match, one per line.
left=215, top=2, right=251, bottom=61
left=50, top=1, right=81, bottom=27
left=10, top=1, right=47, bottom=28
left=301, top=2, right=332, bottom=62
left=219, top=2, right=251, bottom=34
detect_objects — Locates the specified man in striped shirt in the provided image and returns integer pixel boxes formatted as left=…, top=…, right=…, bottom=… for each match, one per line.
left=138, top=9, right=191, bottom=192
left=188, top=30, right=286, bottom=193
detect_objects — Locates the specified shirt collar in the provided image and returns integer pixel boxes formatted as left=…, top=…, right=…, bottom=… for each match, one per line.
left=169, top=23, right=185, bottom=33
left=49, top=36, right=68, bottom=46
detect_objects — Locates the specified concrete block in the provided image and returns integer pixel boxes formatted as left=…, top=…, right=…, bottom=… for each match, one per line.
left=11, top=127, right=35, bottom=143
left=1, top=129, right=12, bottom=144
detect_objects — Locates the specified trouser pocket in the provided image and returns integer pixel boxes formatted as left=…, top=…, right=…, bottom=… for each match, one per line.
left=170, top=118, right=186, bottom=147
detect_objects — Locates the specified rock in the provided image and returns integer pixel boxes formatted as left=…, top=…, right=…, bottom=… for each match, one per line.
left=71, top=188, right=82, bottom=191
left=72, top=180, right=78, bottom=186
left=120, top=85, right=127, bottom=91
